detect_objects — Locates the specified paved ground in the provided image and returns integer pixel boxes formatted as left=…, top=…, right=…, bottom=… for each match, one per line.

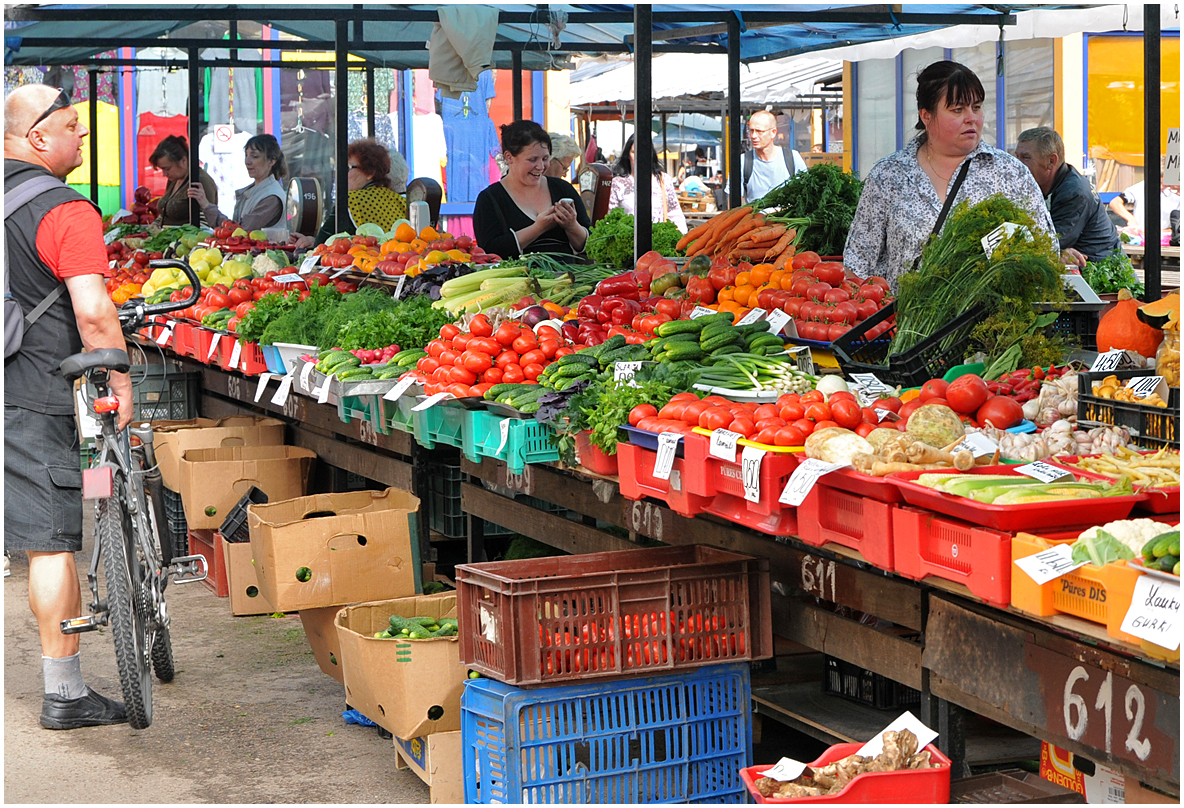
left=4, top=523, right=430, bottom=804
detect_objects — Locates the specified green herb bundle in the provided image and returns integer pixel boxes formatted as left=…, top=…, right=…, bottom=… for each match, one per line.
left=585, top=208, right=684, bottom=269
left=1082, top=252, right=1143, bottom=297
left=753, top=163, right=862, bottom=256
left=336, top=295, right=456, bottom=352
left=236, top=290, right=301, bottom=343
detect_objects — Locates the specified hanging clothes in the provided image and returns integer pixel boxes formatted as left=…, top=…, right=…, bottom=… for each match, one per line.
left=428, top=5, right=499, bottom=99
left=347, top=112, right=398, bottom=156
left=203, top=49, right=262, bottom=134
left=199, top=129, right=253, bottom=220
left=136, top=112, right=189, bottom=195
left=280, top=68, right=333, bottom=135
left=438, top=70, right=500, bottom=204
left=134, top=48, right=188, bottom=118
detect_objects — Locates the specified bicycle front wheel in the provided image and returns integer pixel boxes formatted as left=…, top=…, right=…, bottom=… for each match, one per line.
left=97, top=493, right=153, bottom=729
left=151, top=626, right=175, bottom=683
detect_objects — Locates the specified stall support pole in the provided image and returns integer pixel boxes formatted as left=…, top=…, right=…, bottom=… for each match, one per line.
left=187, top=47, right=201, bottom=227
left=88, top=69, right=99, bottom=205
left=661, top=111, right=668, bottom=174
left=633, top=3, right=653, bottom=258
left=1144, top=5, right=1162, bottom=302
left=335, top=20, right=350, bottom=233
left=512, top=50, right=524, bottom=121
left=727, top=15, right=742, bottom=209
left=365, top=65, right=376, bottom=139
left=410, top=442, right=434, bottom=571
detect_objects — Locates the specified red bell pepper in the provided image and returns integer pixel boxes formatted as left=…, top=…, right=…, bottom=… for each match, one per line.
left=595, top=271, right=640, bottom=300
left=577, top=322, right=607, bottom=346
left=611, top=298, right=641, bottom=325
left=577, top=294, right=604, bottom=322
left=633, top=266, right=653, bottom=295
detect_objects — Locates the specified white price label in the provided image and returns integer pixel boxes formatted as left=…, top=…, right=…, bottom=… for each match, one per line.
left=858, top=711, right=939, bottom=759
left=497, top=417, right=510, bottom=454
left=651, top=432, right=681, bottom=481
left=1015, top=461, right=1075, bottom=483
left=1090, top=349, right=1130, bottom=373
left=270, top=373, right=294, bottom=407
left=206, top=333, right=222, bottom=362
left=254, top=373, right=275, bottom=402
left=788, top=345, right=814, bottom=375
left=764, top=309, right=791, bottom=335
left=103, top=228, right=120, bottom=245
left=316, top=374, right=333, bottom=404
left=272, top=273, right=305, bottom=284
left=1125, top=376, right=1165, bottom=399
left=411, top=392, right=451, bottom=412
left=383, top=375, right=416, bottom=402
left=299, top=253, right=319, bottom=274
left=1015, top=544, right=1088, bottom=586
left=736, top=307, right=766, bottom=326
left=763, top=758, right=808, bottom=783
left=155, top=327, right=172, bottom=346
left=613, top=361, right=644, bottom=385
left=980, top=221, right=1032, bottom=257
left=779, top=458, right=848, bottom=507
left=688, top=306, right=716, bottom=319
left=393, top=274, right=407, bottom=298
left=329, top=268, right=351, bottom=279
left=850, top=372, right=893, bottom=395
left=299, top=361, right=315, bottom=391
left=741, top=445, right=765, bottom=503
left=228, top=340, right=242, bottom=370
left=874, top=408, right=899, bottom=423
left=709, top=428, right=742, bottom=462
left=952, top=432, right=999, bottom=458
left=1121, top=574, right=1181, bottom=650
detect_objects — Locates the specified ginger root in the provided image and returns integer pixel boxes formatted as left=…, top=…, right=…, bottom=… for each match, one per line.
left=755, top=730, right=931, bottom=797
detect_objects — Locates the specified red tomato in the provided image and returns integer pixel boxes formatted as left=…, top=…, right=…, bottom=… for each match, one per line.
left=495, top=323, right=520, bottom=346
left=829, top=399, right=863, bottom=430
left=539, top=339, right=560, bottom=359
left=669, top=392, right=699, bottom=403
left=502, top=365, right=525, bottom=384
left=481, top=367, right=504, bottom=384
left=779, top=402, right=805, bottom=422
left=469, top=337, right=500, bottom=355
left=452, top=333, right=472, bottom=351
left=774, top=426, right=807, bottom=446
left=461, top=351, right=492, bottom=373
left=976, top=395, right=1024, bottom=429
left=827, top=391, right=857, bottom=404
left=730, top=418, right=756, bottom=437
left=699, top=407, right=733, bottom=431
left=753, top=404, right=780, bottom=421
left=755, top=427, right=779, bottom=446
left=792, top=418, right=815, bottom=435
left=898, top=398, right=924, bottom=421
left=946, top=373, right=990, bottom=415
left=522, top=363, right=545, bottom=381
left=827, top=323, right=851, bottom=341
left=417, top=356, right=440, bottom=373
left=512, top=334, right=538, bottom=354
left=519, top=349, right=546, bottom=367
left=859, top=284, right=885, bottom=303
left=438, top=349, right=458, bottom=367
left=629, top=404, right=658, bottom=426
left=495, top=351, right=520, bottom=369
left=855, top=422, right=877, bottom=438
left=924, top=398, right=949, bottom=409
left=554, top=347, right=574, bottom=359
left=472, top=383, right=494, bottom=397
left=919, top=379, right=950, bottom=401
left=536, top=325, right=561, bottom=340
left=800, top=390, right=824, bottom=404
left=791, top=251, right=821, bottom=270
left=234, top=301, right=255, bottom=318
left=449, top=365, right=477, bottom=385
left=447, top=383, right=474, bottom=399
left=469, top=314, right=493, bottom=337
left=813, top=420, right=840, bottom=432
left=805, top=402, right=832, bottom=422
left=861, top=407, right=881, bottom=424
left=636, top=417, right=660, bottom=432
left=206, top=292, right=229, bottom=308
left=227, top=287, right=252, bottom=305
left=813, top=261, right=845, bottom=286
left=659, top=402, right=687, bottom=421
left=876, top=396, right=902, bottom=413
left=776, top=393, right=801, bottom=408
left=756, top=418, right=787, bottom=432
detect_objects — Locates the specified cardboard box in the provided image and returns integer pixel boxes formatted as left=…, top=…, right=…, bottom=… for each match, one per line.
left=222, top=537, right=279, bottom=616
left=154, top=416, right=286, bottom=491
left=1124, top=776, right=1179, bottom=804
left=1040, top=742, right=1125, bottom=804
left=299, top=605, right=346, bottom=684
left=177, top=445, right=315, bottom=530
left=248, top=488, right=418, bottom=612
left=393, top=731, right=463, bottom=804
left=335, top=593, right=467, bottom=739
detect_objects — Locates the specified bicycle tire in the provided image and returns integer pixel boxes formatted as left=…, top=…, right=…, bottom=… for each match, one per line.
left=151, top=625, right=175, bottom=683
left=97, top=494, right=153, bottom=729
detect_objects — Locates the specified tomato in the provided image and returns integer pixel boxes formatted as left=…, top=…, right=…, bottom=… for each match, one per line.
left=439, top=350, right=460, bottom=367
left=462, top=351, right=493, bottom=373
left=700, top=407, right=733, bottom=431
left=522, top=363, right=545, bottom=381
left=495, top=351, right=520, bottom=369
left=830, top=399, right=863, bottom=430
left=511, top=334, right=538, bottom=354
left=502, top=365, right=525, bottom=384
left=452, top=333, right=472, bottom=351
left=861, top=407, right=881, bottom=424
left=439, top=323, right=462, bottom=342
left=554, top=347, right=575, bottom=359
left=924, top=398, right=949, bottom=409
left=898, top=398, right=924, bottom=421
left=946, top=373, right=990, bottom=415
left=667, top=392, right=698, bottom=403
left=432, top=366, right=452, bottom=383
left=855, top=422, right=877, bottom=438
left=730, top=418, right=756, bottom=437
left=447, top=383, right=474, bottom=399
left=774, top=426, right=807, bottom=446
left=831, top=301, right=857, bottom=323
left=629, top=404, right=658, bottom=426
left=800, top=389, right=824, bottom=404
left=426, top=339, right=446, bottom=358
left=827, top=323, right=851, bottom=342
left=469, top=337, right=500, bottom=355
left=682, top=400, right=711, bottom=425
left=791, top=251, right=821, bottom=270
left=658, top=402, right=686, bottom=421
left=519, top=349, right=546, bottom=367
left=806, top=282, right=831, bottom=302
left=976, top=395, right=1024, bottom=429
left=481, top=367, right=504, bottom=384
left=417, top=356, right=440, bottom=373
left=636, top=417, right=660, bottom=432
left=859, top=284, right=885, bottom=303
left=779, top=402, right=805, bottom=422
left=206, top=292, right=229, bottom=308
left=855, top=299, right=880, bottom=321
left=804, top=402, right=832, bottom=422
left=448, top=365, right=477, bottom=385
left=494, top=323, right=520, bottom=346
left=539, top=339, right=560, bottom=359
left=919, top=379, right=950, bottom=402
left=792, top=418, right=815, bottom=435
left=755, top=427, right=779, bottom=446
left=813, top=261, right=846, bottom=286
left=753, top=404, right=779, bottom=421
left=876, top=396, right=902, bottom=413
left=783, top=298, right=804, bottom=319
left=813, top=420, right=840, bottom=432
left=234, top=301, right=255, bottom=318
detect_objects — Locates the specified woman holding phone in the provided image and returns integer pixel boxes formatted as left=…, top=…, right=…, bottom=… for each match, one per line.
left=188, top=134, right=287, bottom=231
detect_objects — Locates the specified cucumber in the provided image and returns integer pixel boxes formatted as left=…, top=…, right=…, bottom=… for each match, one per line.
left=337, top=368, right=375, bottom=381
left=662, top=343, right=704, bottom=362
left=558, top=362, right=595, bottom=377
left=702, top=331, right=745, bottom=353
left=707, top=343, right=745, bottom=358
left=1152, top=533, right=1175, bottom=559
left=656, top=319, right=704, bottom=337
left=697, top=312, right=735, bottom=327
left=557, top=352, right=599, bottom=367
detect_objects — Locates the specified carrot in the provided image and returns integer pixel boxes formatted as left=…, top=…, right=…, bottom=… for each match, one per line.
left=677, top=217, right=717, bottom=251
left=771, top=247, right=795, bottom=271
left=738, top=224, right=786, bottom=247
left=686, top=207, right=749, bottom=257
left=737, top=234, right=780, bottom=251
left=763, top=228, right=797, bottom=261
left=715, top=213, right=764, bottom=253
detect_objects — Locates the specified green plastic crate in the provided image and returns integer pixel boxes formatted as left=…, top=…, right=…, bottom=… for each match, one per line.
left=462, top=410, right=559, bottom=474
left=413, top=403, right=466, bottom=449
left=337, top=393, right=392, bottom=435
left=379, top=394, right=417, bottom=434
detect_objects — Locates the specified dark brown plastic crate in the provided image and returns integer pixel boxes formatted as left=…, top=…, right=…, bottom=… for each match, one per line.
left=1077, top=368, right=1180, bottom=449
left=455, top=545, right=772, bottom=686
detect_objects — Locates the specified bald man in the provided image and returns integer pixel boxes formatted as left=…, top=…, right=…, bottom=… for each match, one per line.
left=5, top=84, right=131, bottom=730
left=741, top=110, right=806, bottom=206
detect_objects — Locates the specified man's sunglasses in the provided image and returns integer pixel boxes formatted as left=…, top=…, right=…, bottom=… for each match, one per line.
left=26, top=88, right=72, bottom=137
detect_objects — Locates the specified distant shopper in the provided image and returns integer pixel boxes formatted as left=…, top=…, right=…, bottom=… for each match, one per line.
left=544, top=133, right=582, bottom=179
left=843, top=60, right=1056, bottom=289
left=188, top=133, right=286, bottom=231
left=1109, top=176, right=1182, bottom=237
left=1015, top=126, right=1121, bottom=266
left=295, top=138, right=409, bottom=247
left=740, top=110, right=806, bottom=205
left=149, top=135, right=218, bottom=226
left=608, top=133, right=688, bottom=234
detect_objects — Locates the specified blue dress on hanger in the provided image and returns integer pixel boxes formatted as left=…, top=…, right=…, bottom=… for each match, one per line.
left=438, top=70, right=500, bottom=204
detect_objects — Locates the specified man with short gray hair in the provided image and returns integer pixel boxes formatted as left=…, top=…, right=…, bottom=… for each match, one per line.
left=1015, top=126, right=1120, bottom=265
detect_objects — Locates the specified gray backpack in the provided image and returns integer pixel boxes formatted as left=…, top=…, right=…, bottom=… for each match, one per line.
left=5, top=174, right=69, bottom=358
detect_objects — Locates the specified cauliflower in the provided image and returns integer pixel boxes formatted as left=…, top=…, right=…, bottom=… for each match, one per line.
left=252, top=252, right=283, bottom=277
left=1077, top=519, right=1177, bottom=557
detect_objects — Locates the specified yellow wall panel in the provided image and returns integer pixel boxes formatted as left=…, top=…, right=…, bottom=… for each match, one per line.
left=65, top=101, right=121, bottom=186
left=1087, top=35, right=1180, bottom=166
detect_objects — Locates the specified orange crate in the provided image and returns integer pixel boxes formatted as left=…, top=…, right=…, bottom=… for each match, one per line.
left=892, top=506, right=1011, bottom=607
left=187, top=528, right=229, bottom=598
left=799, top=485, right=896, bottom=571
left=1010, top=531, right=1143, bottom=644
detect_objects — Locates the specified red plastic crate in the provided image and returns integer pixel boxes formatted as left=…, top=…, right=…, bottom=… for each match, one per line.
left=1047, top=454, right=1180, bottom=515
left=741, top=743, right=951, bottom=804
left=799, top=485, right=896, bottom=571
left=814, top=467, right=905, bottom=504
left=682, top=432, right=801, bottom=535
left=187, top=528, right=229, bottom=598
left=455, top=544, right=773, bottom=686
left=892, top=506, right=1010, bottom=607
left=194, top=328, right=222, bottom=365
left=170, top=322, right=196, bottom=359
left=575, top=430, right=618, bottom=476
left=231, top=340, right=269, bottom=376
left=616, top=441, right=714, bottom=518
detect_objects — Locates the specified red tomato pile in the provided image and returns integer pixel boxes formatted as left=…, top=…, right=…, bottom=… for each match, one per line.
left=898, top=374, right=1025, bottom=430
left=773, top=253, right=894, bottom=343
left=415, top=313, right=577, bottom=398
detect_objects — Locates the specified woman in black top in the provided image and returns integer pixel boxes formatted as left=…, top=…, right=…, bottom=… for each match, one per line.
left=473, top=121, right=590, bottom=259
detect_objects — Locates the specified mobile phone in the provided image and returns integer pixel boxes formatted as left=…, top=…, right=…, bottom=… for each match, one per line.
left=558, top=197, right=574, bottom=208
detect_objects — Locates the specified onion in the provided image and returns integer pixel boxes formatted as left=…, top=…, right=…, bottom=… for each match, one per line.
left=817, top=375, right=851, bottom=397
left=520, top=305, right=549, bottom=327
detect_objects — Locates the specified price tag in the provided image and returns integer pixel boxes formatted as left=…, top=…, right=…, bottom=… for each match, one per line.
left=1125, top=375, right=1165, bottom=399
left=614, top=361, right=644, bottom=385
left=155, top=327, right=172, bottom=346
left=393, top=274, right=407, bottom=298
left=779, top=458, right=848, bottom=507
left=1090, top=348, right=1132, bottom=373
left=765, top=309, right=791, bottom=335
left=316, top=374, right=334, bottom=404
left=741, top=445, right=765, bottom=503
left=952, top=432, right=999, bottom=458
left=206, top=334, right=222, bottom=362
left=851, top=373, right=893, bottom=407
left=496, top=417, right=510, bottom=454
left=688, top=306, right=716, bottom=319
left=736, top=307, right=766, bottom=326
left=1015, top=544, right=1088, bottom=585
left=103, top=228, right=120, bottom=245
left=272, top=273, right=305, bottom=284
left=874, top=408, right=900, bottom=423
left=788, top=345, right=814, bottom=375
left=270, top=373, right=294, bottom=407
left=299, top=253, right=319, bottom=274
left=651, top=432, right=681, bottom=481
left=980, top=221, right=1032, bottom=257
left=411, top=392, right=451, bottom=412
left=709, top=428, right=742, bottom=462
left=1120, top=574, right=1181, bottom=650
left=858, top=711, right=939, bottom=759
left=254, top=373, right=275, bottom=402
left=763, top=758, right=808, bottom=783
left=228, top=340, right=242, bottom=370
left=383, top=375, right=417, bottom=402
left=329, top=268, right=351, bottom=279
left=1015, top=461, right=1075, bottom=483
left=300, top=361, right=315, bottom=391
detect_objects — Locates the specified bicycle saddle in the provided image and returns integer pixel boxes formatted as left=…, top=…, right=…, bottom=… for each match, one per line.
left=59, top=349, right=131, bottom=383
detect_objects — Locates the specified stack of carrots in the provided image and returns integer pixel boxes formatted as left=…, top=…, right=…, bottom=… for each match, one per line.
left=677, top=206, right=805, bottom=269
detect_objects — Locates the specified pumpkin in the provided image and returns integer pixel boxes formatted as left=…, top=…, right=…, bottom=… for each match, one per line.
left=1096, top=288, right=1165, bottom=357
left=1137, top=292, right=1180, bottom=330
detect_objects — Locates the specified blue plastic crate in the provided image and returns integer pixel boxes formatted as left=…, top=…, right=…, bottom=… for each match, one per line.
left=462, top=410, right=559, bottom=474
left=462, top=663, right=752, bottom=804
left=261, top=345, right=287, bottom=377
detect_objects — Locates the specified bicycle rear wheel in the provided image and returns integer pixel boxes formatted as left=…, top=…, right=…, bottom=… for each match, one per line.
left=151, top=626, right=175, bottom=683
left=97, top=492, right=153, bottom=729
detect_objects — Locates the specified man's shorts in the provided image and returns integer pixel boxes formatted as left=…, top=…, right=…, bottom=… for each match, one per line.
left=5, top=405, right=84, bottom=553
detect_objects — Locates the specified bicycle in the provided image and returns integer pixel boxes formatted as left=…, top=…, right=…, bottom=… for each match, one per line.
left=59, top=259, right=208, bottom=729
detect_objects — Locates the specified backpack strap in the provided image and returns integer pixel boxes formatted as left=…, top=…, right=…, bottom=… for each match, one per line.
left=782, top=146, right=798, bottom=177
left=4, top=173, right=71, bottom=326
left=742, top=149, right=754, bottom=195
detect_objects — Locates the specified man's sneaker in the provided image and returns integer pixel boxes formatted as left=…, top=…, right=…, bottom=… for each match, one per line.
left=40, top=689, right=128, bottom=730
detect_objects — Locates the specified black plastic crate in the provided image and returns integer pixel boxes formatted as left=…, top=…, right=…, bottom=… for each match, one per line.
left=219, top=486, right=269, bottom=543
left=87, top=364, right=200, bottom=422
left=428, top=459, right=466, bottom=538
left=163, top=487, right=188, bottom=556
left=823, top=655, right=920, bottom=710
left=1077, top=368, right=1180, bottom=449
left=831, top=301, right=986, bottom=389
left=1036, top=302, right=1104, bottom=351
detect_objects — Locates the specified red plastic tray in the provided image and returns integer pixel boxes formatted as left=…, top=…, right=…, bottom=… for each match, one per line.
left=575, top=430, right=618, bottom=476
left=616, top=441, right=714, bottom=518
left=892, top=506, right=1011, bottom=607
left=817, top=467, right=906, bottom=504
left=741, top=743, right=951, bottom=804
left=888, top=466, right=1143, bottom=532
left=169, top=322, right=195, bottom=358
left=1047, top=454, right=1180, bottom=515
left=799, top=486, right=896, bottom=571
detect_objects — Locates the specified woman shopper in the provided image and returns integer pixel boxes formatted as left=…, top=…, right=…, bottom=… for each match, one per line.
left=188, top=133, right=287, bottom=231
left=608, top=133, right=688, bottom=234
left=473, top=120, right=590, bottom=259
left=148, top=136, right=218, bottom=226
left=295, top=138, right=409, bottom=247
left=843, top=60, right=1056, bottom=289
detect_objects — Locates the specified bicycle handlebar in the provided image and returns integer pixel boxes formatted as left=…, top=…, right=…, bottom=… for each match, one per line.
left=117, top=259, right=202, bottom=333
